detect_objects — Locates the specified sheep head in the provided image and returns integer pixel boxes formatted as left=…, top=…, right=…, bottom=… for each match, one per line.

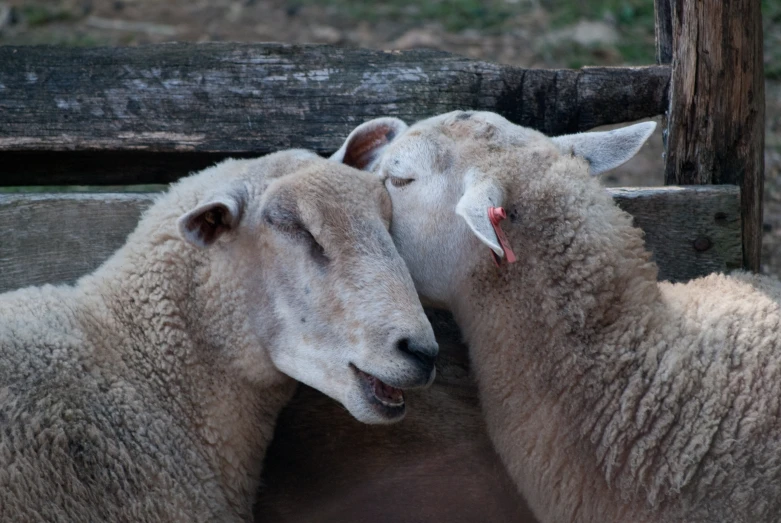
left=176, top=151, right=438, bottom=424
left=332, top=111, right=655, bottom=305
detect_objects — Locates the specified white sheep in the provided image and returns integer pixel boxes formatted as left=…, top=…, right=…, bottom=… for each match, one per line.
left=333, top=111, right=781, bottom=523
left=0, top=150, right=438, bottom=522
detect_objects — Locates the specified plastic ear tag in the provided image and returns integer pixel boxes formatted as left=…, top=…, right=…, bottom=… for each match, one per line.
left=488, top=207, right=517, bottom=267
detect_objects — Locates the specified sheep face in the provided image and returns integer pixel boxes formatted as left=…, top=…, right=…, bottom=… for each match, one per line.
left=332, top=111, right=655, bottom=304
left=178, top=153, right=438, bottom=424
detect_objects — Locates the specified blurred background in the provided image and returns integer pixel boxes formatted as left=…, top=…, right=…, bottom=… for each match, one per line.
left=0, top=0, right=779, bottom=272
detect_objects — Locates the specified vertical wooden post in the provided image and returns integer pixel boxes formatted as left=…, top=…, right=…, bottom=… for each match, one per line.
left=654, top=0, right=673, bottom=65
left=656, top=0, right=765, bottom=272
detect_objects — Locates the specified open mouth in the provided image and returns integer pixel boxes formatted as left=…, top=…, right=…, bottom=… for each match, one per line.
left=351, top=364, right=406, bottom=418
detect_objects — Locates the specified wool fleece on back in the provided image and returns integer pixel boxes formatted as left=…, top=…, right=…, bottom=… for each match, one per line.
left=334, top=111, right=781, bottom=523
left=0, top=150, right=437, bottom=523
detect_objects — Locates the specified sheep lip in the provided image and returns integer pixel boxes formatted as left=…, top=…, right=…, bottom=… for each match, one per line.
left=350, top=364, right=406, bottom=416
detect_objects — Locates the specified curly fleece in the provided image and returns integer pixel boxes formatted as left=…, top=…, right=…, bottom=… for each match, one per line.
left=451, top=142, right=781, bottom=523
left=0, top=150, right=383, bottom=522
left=351, top=110, right=781, bottom=523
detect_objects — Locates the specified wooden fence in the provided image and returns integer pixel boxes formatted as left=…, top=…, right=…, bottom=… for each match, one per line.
left=0, top=1, right=764, bottom=521
left=0, top=45, right=743, bottom=288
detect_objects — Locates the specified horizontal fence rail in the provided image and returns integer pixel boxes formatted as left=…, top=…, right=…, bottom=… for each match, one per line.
left=0, top=44, right=670, bottom=185
left=0, top=185, right=740, bottom=293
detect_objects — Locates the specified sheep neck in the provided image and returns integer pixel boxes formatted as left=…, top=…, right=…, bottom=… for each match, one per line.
left=78, top=217, right=296, bottom=519
left=449, top=174, right=668, bottom=521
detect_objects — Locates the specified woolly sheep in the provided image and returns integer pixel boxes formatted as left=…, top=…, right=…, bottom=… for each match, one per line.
left=255, top=309, right=538, bottom=522
left=0, top=150, right=438, bottom=522
left=333, top=111, right=781, bottom=523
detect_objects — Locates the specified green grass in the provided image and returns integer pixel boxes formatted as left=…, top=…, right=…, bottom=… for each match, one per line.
left=302, top=0, right=657, bottom=64
left=295, top=0, right=536, bottom=32
left=8, top=0, right=781, bottom=76
left=546, top=0, right=654, bottom=27
left=546, top=0, right=656, bottom=65
left=299, top=0, right=778, bottom=73
left=545, top=0, right=781, bottom=74
left=763, top=0, right=781, bottom=79
left=0, top=32, right=106, bottom=46
left=18, top=4, right=76, bottom=26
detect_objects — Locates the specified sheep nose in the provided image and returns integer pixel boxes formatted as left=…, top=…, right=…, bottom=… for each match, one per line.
left=396, top=337, right=438, bottom=374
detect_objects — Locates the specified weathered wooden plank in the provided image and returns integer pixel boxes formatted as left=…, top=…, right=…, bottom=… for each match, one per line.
left=0, top=185, right=741, bottom=294
left=663, top=0, right=764, bottom=271
left=613, top=185, right=742, bottom=281
left=0, top=193, right=157, bottom=290
left=654, top=0, right=674, bottom=64
left=0, top=45, right=669, bottom=162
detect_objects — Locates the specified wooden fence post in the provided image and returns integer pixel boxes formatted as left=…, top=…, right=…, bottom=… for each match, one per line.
left=656, top=0, right=765, bottom=271
left=654, top=0, right=673, bottom=65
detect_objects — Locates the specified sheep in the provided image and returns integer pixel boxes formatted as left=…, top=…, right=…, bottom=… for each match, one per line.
left=255, top=308, right=539, bottom=523
left=333, top=111, right=781, bottom=523
left=0, top=149, right=438, bottom=523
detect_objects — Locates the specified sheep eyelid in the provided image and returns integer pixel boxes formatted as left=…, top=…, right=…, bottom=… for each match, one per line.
left=264, top=213, right=329, bottom=264
left=388, top=176, right=415, bottom=188
left=289, top=227, right=329, bottom=265
left=307, top=236, right=329, bottom=265
left=285, top=225, right=329, bottom=264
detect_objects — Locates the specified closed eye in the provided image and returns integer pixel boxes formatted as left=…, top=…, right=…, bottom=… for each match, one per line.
left=301, top=229, right=329, bottom=266
left=265, top=214, right=329, bottom=265
left=388, top=176, right=415, bottom=188
left=292, top=227, right=329, bottom=266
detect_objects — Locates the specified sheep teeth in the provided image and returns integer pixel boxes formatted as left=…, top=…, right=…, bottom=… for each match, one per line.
left=372, top=378, right=405, bottom=407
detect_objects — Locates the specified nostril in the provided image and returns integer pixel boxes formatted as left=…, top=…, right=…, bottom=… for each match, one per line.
left=396, top=337, right=437, bottom=371
left=396, top=338, right=410, bottom=355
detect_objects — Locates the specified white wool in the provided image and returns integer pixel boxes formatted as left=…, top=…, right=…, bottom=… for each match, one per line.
left=0, top=150, right=436, bottom=522
left=336, top=111, right=781, bottom=523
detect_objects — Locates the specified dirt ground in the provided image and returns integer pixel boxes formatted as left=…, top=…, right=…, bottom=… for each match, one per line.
left=2, top=0, right=780, bottom=275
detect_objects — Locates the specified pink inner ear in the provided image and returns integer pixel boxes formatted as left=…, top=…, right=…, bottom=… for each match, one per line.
left=189, top=204, right=230, bottom=246
left=343, top=126, right=391, bottom=170
left=488, top=207, right=517, bottom=267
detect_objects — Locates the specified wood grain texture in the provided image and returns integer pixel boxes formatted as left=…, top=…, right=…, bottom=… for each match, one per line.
left=0, top=44, right=669, bottom=161
left=613, top=185, right=742, bottom=281
left=0, top=193, right=156, bottom=291
left=654, top=0, right=673, bottom=64
left=663, top=0, right=764, bottom=271
left=0, top=186, right=741, bottom=293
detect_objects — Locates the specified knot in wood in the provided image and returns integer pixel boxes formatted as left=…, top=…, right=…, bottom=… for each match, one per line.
left=693, top=236, right=712, bottom=252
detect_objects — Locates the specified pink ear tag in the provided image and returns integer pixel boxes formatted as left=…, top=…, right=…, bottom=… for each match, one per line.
left=488, top=207, right=517, bottom=268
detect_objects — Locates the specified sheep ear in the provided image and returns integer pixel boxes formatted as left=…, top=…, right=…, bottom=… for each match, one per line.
left=177, top=192, right=244, bottom=248
left=330, top=117, right=408, bottom=171
left=456, top=174, right=505, bottom=257
left=551, top=121, right=656, bottom=175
